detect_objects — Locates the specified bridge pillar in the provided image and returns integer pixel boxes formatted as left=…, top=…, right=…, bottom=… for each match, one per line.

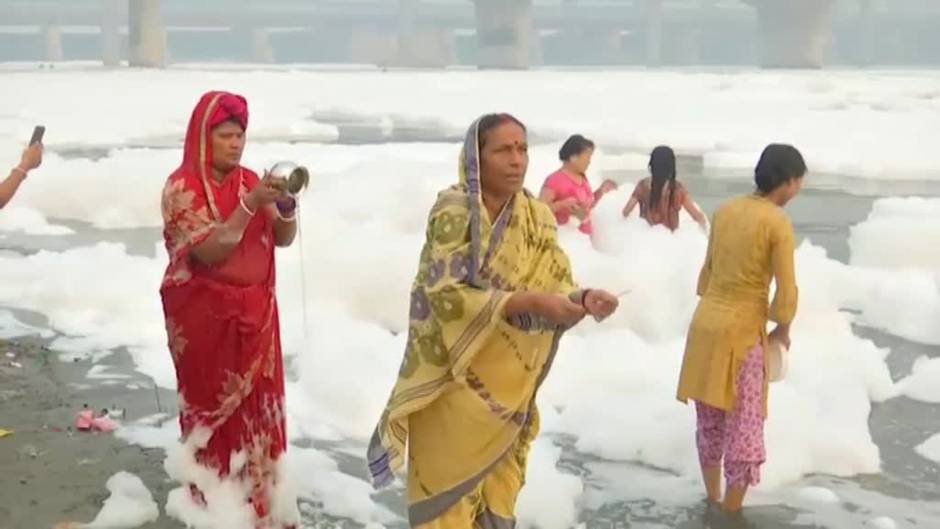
left=349, top=26, right=397, bottom=65
left=643, top=0, right=663, bottom=67
left=397, top=0, right=419, bottom=64
left=856, top=0, right=873, bottom=66
left=752, top=0, right=835, bottom=68
left=100, top=0, right=122, bottom=67
left=472, top=0, right=535, bottom=69
left=395, top=29, right=456, bottom=68
left=42, top=25, right=64, bottom=62
left=252, top=29, right=275, bottom=63
left=395, top=0, right=455, bottom=67
left=129, top=0, right=165, bottom=67
left=690, top=0, right=716, bottom=64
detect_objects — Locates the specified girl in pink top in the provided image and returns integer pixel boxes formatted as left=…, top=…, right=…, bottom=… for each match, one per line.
left=540, top=134, right=617, bottom=235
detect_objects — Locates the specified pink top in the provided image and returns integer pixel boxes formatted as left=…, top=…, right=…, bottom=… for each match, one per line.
left=543, top=170, right=595, bottom=234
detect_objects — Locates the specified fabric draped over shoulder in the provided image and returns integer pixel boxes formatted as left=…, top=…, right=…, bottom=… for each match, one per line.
left=158, top=91, right=297, bottom=528
left=367, top=117, right=581, bottom=526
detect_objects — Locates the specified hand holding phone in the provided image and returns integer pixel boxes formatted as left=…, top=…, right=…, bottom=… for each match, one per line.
left=18, top=126, right=45, bottom=173
left=29, top=125, right=45, bottom=146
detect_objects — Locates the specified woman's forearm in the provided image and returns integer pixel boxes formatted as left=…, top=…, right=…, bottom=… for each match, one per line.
left=622, top=197, right=638, bottom=217
left=273, top=213, right=297, bottom=247
left=504, top=291, right=538, bottom=318
left=191, top=202, right=254, bottom=265
left=0, top=167, right=28, bottom=209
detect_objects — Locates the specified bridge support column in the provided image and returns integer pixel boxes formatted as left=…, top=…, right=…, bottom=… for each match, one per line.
left=644, top=0, right=663, bottom=66
left=396, top=0, right=420, bottom=65
left=395, top=0, right=455, bottom=67
left=691, top=0, right=716, bottom=64
left=395, top=29, right=456, bottom=67
left=349, top=26, right=397, bottom=65
left=129, top=0, right=165, bottom=67
left=251, top=28, right=275, bottom=63
left=100, top=0, right=122, bottom=67
left=856, top=0, right=873, bottom=66
left=473, top=0, right=535, bottom=70
left=42, top=25, right=64, bottom=62
left=752, top=0, right=835, bottom=68
left=602, top=29, right=624, bottom=64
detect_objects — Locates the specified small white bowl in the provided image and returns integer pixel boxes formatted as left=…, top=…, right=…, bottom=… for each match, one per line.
left=767, top=339, right=789, bottom=383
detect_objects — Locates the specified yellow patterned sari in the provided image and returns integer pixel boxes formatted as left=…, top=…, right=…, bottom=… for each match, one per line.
left=368, top=118, right=581, bottom=527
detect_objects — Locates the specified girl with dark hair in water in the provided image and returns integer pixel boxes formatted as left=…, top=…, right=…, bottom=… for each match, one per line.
left=622, top=145, right=708, bottom=232
left=677, top=144, right=805, bottom=514
left=540, top=134, right=618, bottom=235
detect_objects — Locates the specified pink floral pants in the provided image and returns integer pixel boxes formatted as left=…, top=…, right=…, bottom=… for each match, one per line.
left=695, top=344, right=766, bottom=489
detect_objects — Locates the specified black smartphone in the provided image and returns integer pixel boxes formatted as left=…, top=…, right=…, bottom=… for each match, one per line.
left=29, top=125, right=45, bottom=146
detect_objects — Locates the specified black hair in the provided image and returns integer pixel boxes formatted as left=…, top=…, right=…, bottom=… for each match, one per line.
left=558, top=134, right=595, bottom=162
left=477, top=113, right=526, bottom=149
left=755, top=144, right=807, bottom=194
left=648, top=145, right=677, bottom=210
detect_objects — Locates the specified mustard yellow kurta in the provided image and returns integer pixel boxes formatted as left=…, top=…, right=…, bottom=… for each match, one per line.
left=677, top=195, right=798, bottom=413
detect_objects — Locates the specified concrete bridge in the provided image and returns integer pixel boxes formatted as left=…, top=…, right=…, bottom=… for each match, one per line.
left=0, top=0, right=937, bottom=69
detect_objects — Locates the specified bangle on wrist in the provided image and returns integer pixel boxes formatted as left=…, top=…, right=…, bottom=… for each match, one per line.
left=239, top=196, right=256, bottom=217
left=276, top=209, right=297, bottom=223
left=579, top=289, right=592, bottom=308
left=276, top=197, right=297, bottom=215
left=11, top=167, right=27, bottom=178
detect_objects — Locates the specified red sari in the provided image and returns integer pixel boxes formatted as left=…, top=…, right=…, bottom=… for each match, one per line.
left=160, top=91, right=296, bottom=528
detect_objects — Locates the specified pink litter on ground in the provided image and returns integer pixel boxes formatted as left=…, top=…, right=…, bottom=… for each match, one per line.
left=75, top=410, right=118, bottom=433
left=92, top=416, right=118, bottom=433
left=76, top=410, right=94, bottom=431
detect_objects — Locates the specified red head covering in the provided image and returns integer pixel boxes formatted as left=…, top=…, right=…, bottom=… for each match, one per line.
left=161, top=88, right=270, bottom=288
left=178, top=91, right=249, bottom=221
left=181, top=91, right=247, bottom=168
left=160, top=92, right=287, bottom=522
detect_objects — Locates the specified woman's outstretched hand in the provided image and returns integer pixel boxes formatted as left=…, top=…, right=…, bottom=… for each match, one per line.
left=534, top=294, right=586, bottom=326
left=582, top=289, right=619, bottom=322
left=19, top=143, right=43, bottom=173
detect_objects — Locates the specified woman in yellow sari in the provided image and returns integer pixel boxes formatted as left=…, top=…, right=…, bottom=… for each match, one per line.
left=368, top=114, right=619, bottom=529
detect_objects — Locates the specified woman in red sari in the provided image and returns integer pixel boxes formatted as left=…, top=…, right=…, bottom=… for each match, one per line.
left=160, top=91, right=299, bottom=528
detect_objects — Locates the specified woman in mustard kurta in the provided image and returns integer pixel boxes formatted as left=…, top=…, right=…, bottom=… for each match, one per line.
left=677, top=144, right=805, bottom=513
left=368, top=114, right=619, bottom=529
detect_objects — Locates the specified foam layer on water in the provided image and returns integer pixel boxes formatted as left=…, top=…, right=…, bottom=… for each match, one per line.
left=0, top=142, right=921, bottom=525
left=0, top=309, right=53, bottom=339
left=915, top=432, right=940, bottom=464
left=897, top=356, right=940, bottom=404
left=288, top=446, right=397, bottom=526
left=86, top=472, right=160, bottom=529
left=868, top=517, right=899, bottom=529
left=850, top=198, right=940, bottom=270
left=2, top=68, right=940, bottom=527
left=797, top=487, right=841, bottom=504
left=516, top=439, right=584, bottom=529
left=0, top=243, right=173, bottom=387
left=0, top=206, right=72, bottom=235
left=6, top=141, right=596, bottom=231
left=2, top=68, right=939, bottom=182
left=537, top=206, right=897, bottom=491
left=847, top=197, right=940, bottom=345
